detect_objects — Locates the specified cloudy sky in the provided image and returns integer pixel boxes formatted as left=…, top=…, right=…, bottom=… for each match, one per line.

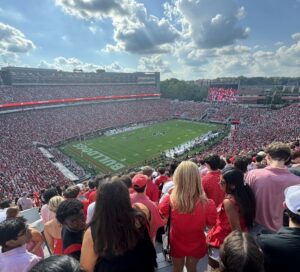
left=0, top=0, right=300, bottom=79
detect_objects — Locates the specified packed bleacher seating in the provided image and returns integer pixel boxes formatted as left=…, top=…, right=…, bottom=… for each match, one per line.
left=201, top=103, right=300, bottom=157
left=0, top=84, right=157, bottom=104
left=1, top=140, right=300, bottom=272
left=0, top=67, right=299, bottom=272
left=1, top=98, right=299, bottom=200
left=208, top=87, right=237, bottom=102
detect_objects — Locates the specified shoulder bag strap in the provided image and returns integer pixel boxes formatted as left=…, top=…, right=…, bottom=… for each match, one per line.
left=166, top=203, right=171, bottom=249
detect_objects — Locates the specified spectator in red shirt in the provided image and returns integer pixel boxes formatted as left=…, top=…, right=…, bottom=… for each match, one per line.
left=155, top=166, right=169, bottom=191
left=159, top=161, right=217, bottom=272
left=130, top=174, right=165, bottom=242
left=202, top=154, right=225, bottom=207
left=142, top=166, right=160, bottom=203
left=84, top=179, right=96, bottom=200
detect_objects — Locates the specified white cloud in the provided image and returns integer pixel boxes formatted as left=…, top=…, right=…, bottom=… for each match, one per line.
left=0, top=22, right=35, bottom=59
left=171, top=38, right=300, bottom=79
left=211, top=14, right=223, bottom=25
left=167, top=0, right=250, bottom=48
left=291, top=32, right=300, bottom=41
left=55, top=0, right=179, bottom=54
left=55, top=0, right=127, bottom=20
left=276, top=41, right=300, bottom=67
left=274, top=41, right=284, bottom=47
left=236, top=6, right=246, bottom=20
left=39, top=57, right=125, bottom=72
left=138, top=55, right=171, bottom=73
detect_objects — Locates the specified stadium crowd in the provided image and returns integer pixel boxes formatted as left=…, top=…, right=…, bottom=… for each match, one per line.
left=0, top=99, right=174, bottom=199
left=201, top=103, right=300, bottom=156
left=0, top=85, right=157, bottom=104
left=1, top=141, right=300, bottom=272
left=208, top=88, right=237, bottom=103
left=1, top=66, right=299, bottom=271
left=0, top=79, right=300, bottom=271
left=1, top=100, right=300, bottom=199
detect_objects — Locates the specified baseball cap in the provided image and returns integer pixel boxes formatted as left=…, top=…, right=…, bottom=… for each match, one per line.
left=132, top=174, right=148, bottom=189
left=284, top=185, right=300, bottom=215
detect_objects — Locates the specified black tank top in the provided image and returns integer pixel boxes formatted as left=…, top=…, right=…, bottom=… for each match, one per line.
left=90, top=215, right=157, bottom=272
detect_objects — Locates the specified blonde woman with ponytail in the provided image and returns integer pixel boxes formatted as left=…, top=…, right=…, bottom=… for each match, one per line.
left=159, top=161, right=217, bottom=272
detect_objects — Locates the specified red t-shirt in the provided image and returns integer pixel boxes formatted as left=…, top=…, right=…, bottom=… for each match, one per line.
left=84, top=188, right=96, bottom=200
left=202, top=170, right=225, bottom=207
left=81, top=199, right=89, bottom=219
left=155, top=175, right=169, bottom=189
left=159, top=195, right=217, bottom=258
left=88, top=191, right=97, bottom=204
left=207, top=195, right=247, bottom=248
left=130, top=193, right=165, bottom=240
left=146, top=179, right=160, bottom=203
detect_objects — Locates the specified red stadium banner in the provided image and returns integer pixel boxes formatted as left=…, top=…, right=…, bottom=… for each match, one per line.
left=0, top=93, right=161, bottom=109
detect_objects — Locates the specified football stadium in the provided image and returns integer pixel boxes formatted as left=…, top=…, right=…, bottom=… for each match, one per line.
left=1, top=1, right=300, bottom=271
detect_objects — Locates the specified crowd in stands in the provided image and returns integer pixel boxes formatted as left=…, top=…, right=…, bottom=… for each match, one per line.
left=1, top=98, right=300, bottom=199
left=0, top=99, right=175, bottom=199
left=208, top=88, right=237, bottom=103
left=0, top=85, right=157, bottom=104
left=201, top=103, right=300, bottom=156
left=1, top=141, right=300, bottom=272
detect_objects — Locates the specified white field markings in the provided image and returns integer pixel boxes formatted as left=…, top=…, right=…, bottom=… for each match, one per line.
left=134, top=153, right=139, bottom=156
left=146, top=149, right=152, bottom=152
left=72, top=143, right=125, bottom=171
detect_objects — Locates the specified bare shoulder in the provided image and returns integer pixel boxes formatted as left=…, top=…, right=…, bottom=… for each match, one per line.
left=223, top=198, right=235, bottom=210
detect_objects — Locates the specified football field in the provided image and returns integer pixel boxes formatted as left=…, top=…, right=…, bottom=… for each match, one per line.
left=60, top=119, right=220, bottom=174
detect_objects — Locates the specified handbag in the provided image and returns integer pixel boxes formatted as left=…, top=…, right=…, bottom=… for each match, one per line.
left=162, top=203, right=172, bottom=262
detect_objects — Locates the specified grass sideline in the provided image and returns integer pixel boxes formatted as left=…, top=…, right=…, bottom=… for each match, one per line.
left=60, top=119, right=221, bottom=174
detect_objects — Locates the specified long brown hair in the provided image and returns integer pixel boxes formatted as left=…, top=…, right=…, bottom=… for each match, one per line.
left=90, top=177, right=145, bottom=257
left=171, top=161, right=207, bottom=213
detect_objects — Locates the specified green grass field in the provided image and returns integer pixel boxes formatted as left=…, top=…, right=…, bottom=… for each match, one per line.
left=60, top=119, right=220, bottom=174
